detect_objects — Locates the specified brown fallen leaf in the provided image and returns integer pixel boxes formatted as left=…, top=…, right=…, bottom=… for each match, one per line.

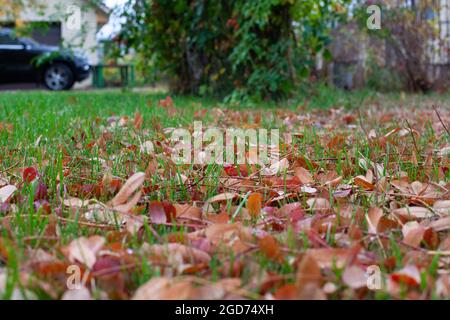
left=367, top=207, right=383, bottom=234
left=174, top=204, right=202, bottom=220
left=204, top=223, right=256, bottom=245
left=342, top=265, right=367, bottom=289
left=258, top=235, right=282, bottom=262
left=392, top=206, right=435, bottom=220
left=294, top=167, right=314, bottom=184
left=295, top=253, right=326, bottom=300
left=202, top=192, right=239, bottom=214
left=132, top=277, right=177, bottom=300
left=429, top=216, right=450, bottom=231
left=110, top=172, right=146, bottom=207
left=246, top=193, right=263, bottom=218
left=354, top=170, right=375, bottom=190
left=62, top=236, right=105, bottom=269
left=306, top=248, right=354, bottom=269
left=402, top=221, right=425, bottom=247
left=261, top=158, right=289, bottom=176
left=141, top=243, right=211, bottom=264
left=433, top=200, right=450, bottom=215
left=306, top=198, right=331, bottom=212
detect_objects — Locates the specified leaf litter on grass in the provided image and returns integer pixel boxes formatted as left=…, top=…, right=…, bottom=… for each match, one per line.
left=1, top=99, right=450, bottom=300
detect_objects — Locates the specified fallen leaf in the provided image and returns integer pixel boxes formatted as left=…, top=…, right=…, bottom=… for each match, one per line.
left=61, top=287, right=92, bottom=300
left=392, top=206, right=435, bottom=220
left=62, top=236, right=105, bottom=269
left=402, top=221, right=425, bottom=247
left=258, top=235, right=281, bottom=261
left=306, top=198, right=330, bottom=212
left=110, top=172, right=146, bottom=207
left=246, top=193, right=263, bottom=218
left=203, top=192, right=238, bottom=214
left=0, top=185, right=17, bottom=203
left=294, top=167, right=314, bottom=184
left=23, top=167, right=38, bottom=183
left=391, top=265, right=421, bottom=286
left=342, top=265, right=367, bottom=289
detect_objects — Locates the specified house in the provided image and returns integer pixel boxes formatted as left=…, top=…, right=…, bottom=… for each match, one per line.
left=0, top=0, right=110, bottom=87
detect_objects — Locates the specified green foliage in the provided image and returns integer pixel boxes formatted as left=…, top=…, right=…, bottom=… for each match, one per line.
left=119, top=0, right=349, bottom=101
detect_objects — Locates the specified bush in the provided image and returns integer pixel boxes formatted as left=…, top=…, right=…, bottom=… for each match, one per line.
left=119, top=0, right=349, bottom=101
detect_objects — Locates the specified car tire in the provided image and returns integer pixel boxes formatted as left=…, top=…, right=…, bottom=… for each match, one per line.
left=43, top=63, right=75, bottom=91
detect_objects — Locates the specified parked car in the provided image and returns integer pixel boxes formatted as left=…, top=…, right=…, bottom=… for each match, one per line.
left=0, top=29, right=91, bottom=90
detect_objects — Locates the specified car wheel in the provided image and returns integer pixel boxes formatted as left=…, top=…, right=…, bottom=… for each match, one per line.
left=43, top=63, right=75, bottom=91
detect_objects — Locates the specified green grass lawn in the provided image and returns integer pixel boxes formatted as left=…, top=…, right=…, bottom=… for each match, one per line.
left=0, top=89, right=449, bottom=300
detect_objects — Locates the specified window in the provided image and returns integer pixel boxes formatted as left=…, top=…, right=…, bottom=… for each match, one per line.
left=0, top=33, right=19, bottom=45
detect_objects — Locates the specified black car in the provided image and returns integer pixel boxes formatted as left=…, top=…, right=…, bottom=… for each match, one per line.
left=0, top=29, right=91, bottom=90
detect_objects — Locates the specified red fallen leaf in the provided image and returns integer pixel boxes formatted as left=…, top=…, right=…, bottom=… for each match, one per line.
left=148, top=201, right=167, bottom=224
left=326, top=135, right=346, bottom=151
left=246, top=193, right=263, bottom=218
left=109, top=178, right=123, bottom=194
left=34, top=200, right=51, bottom=214
left=279, top=202, right=306, bottom=222
left=223, top=164, right=238, bottom=177
left=289, top=208, right=305, bottom=223
left=23, top=167, right=38, bottom=183
left=33, top=261, right=74, bottom=276
left=258, top=235, right=282, bottom=261
left=342, top=114, right=356, bottom=124
left=86, top=140, right=96, bottom=149
left=422, top=227, right=439, bottom=249
left=161, top=201, right=177, bottom=222
left=158, top=96, right=174, bottom=108
left=80, top=184, right=102, bottom=198
left=92, top=256, right=122, bottom=276
left=134, top=112, right=143, bottom=130
left=274, top=284, right=299, bottom=300
left=34, top=182, right=48, bottom=200
left=391, top=265, right=421, bottom=286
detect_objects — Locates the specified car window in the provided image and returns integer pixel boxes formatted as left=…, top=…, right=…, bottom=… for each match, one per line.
left=0, top=33, right=20, bottom=45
